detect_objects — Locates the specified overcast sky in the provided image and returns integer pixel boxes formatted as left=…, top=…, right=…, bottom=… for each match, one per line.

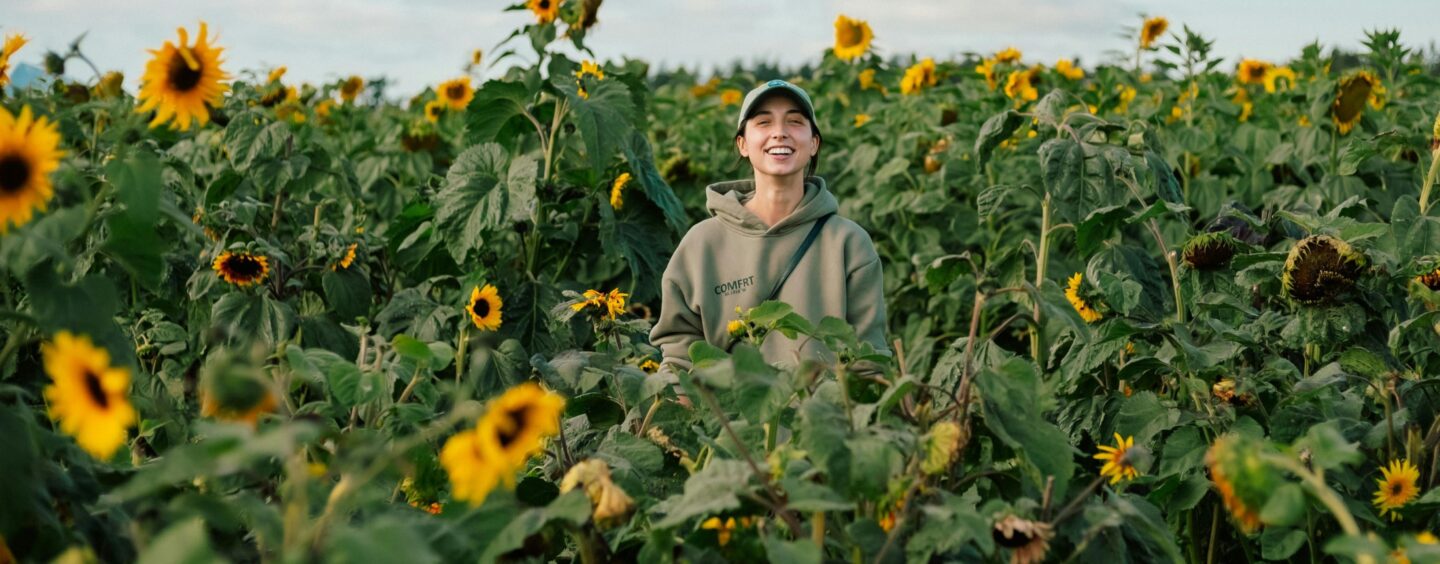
left=5, top=0, right=1438, bottom=96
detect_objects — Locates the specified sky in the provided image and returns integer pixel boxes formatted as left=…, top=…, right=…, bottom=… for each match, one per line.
left=4, top=0, right=1438, bottom=96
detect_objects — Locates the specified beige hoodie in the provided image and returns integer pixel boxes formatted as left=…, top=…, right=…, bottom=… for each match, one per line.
left=649, top=176, right=890, bottom=374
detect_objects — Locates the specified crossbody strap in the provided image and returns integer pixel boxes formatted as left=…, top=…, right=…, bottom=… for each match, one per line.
left=726, top=213, right=835, bottom=353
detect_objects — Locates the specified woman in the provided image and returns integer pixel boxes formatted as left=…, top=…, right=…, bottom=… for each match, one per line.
left=649, top=79, right=890, bottom=378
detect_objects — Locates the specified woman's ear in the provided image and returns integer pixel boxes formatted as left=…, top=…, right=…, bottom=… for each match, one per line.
left=735, top=135, right=747, bottom=158
left=811, top=135, right=821, bottom=157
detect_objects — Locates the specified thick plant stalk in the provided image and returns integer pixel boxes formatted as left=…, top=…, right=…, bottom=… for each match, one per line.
left=1030, top=194, right=1052, bottom=364
left=1421, top=149, right=1440, bottom=215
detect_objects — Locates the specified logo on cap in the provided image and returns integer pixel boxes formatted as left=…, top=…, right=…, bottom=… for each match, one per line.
left=767, top=79, right=785, bottom=87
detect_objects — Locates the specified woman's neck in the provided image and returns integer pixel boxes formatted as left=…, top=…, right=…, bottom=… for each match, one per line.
left=745, top=172, right=806, bottom=228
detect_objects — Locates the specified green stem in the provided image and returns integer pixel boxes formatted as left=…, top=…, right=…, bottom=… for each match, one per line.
left=455, top=324, right=469, bottom=389
left=1267, top=455, right=1361, bottom=536
left=1030, top=194, right=1051, bottom=365
left=1420, top=149, right=1440, bottom=216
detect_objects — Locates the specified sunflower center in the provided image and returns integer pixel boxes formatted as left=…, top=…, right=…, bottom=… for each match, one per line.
left=1390, top=482, right=1404, bottom=496
left=226, top=255, right=265, bottom=280
left=447, top=85, right=465, bottom=101
left=167, top=48, right=204, bottom=92
left=838, top=25, right=860, bottom=47
left=83, top=369, right=110, bottom=409
left=992, top=528, right=1035, bottom=549
left=538, top=0, right=550, bottom=9
left=0, top=153, right=31, bottom=194
left=472, top=297, right=491, bottom=319
left=496, top=406, right=529, bottom=447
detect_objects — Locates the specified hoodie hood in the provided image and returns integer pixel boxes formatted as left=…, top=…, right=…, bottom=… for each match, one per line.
left=704, top=176, right=839, bottom=237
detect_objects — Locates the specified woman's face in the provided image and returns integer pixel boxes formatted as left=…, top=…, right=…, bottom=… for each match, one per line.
left=735, top=95, right=819, bottom=180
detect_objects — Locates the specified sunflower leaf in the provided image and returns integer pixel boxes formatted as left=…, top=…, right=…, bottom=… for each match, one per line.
left=974, top=109, right=1024, bottom=169
left=434, top=143, right=522, bottom=264
left=558, top=77, right=639, bottom=177
left=650, top=459, right=752, bottom=529
left=464, top=80, right=533, bottom=151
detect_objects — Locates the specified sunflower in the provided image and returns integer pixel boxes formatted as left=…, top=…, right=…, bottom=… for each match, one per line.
left=475, top=382, right=566, bottom=472
left=1212, top=379, right=1237, bottom=403
left=437, top=77, right=474, bottom=111
left=1374, top=459, right=1420, bottom=521
left=1064, top=273, right=1103, bottom=323
left=315, top=99, right=334, bottom=120
left=858, top=68, right=878, bottom=91
left=94, top=71, right=125, bottom=99
left=136, top=22, right=231, bottom=131
left=439, top=429, right=502, bottom=505
left=1206, top=434, right=1280, bottom=534
left=1236, top=59, right=1271, bottom=85
left=1415, top=268, right=1440, bottom=291
left=1182, top=232, right=1240, bottom=270
left=528, top=0, right=561, bottom=24
left=690, top=77, right=719, bottom=98
left=832, top=14, right=873, bottom=62
left=332, top=243, right=357, bottom=271
left=471, top=49, right=484, bottom=67
left=0, top=33, right=30, bottom=88
left=0, top=105, right=63, bottom=233
left=212, top=251, right=270, bottom=287
left=574, top=60, right=605, bottom=82
left=604, top=288, right=629, bottom=319
left=339, top=75, right=364, bottom=104
left=1055, top=58, right=1084, bottom=81
left=571, top=289, right=607, bottom=313
left=1332, top=71, right=1378, bottom=135
left=1093, top=433, right=1140, bottom=484
left=992, top=515, right=1053, bottom=564
left=42, top=331, right=137, bottom=460
left=424, top=99, right=444, bottom=123
left=609, top=172, right=631, bottom=210
left=854, top=113, right=871, bottom=128
left=975, top=58, right=999, bottom=90
left=466, top=284, right=504, bottom=331
left=1281, top=235, right=1366, bottom=305
left=199, top=371, right=276, bottom=428
left=727, top=319, right=747, bottom=337
left=994, top=47, right=1022, bottom=63
left=701, top=517, right=754, bottom=547
left=900, top=58, right=936, bottom=96
left=1003, top=67, right=1040, bottom=104
left=1263, top=66, right=1297, bottom=93
left=266, top=66, right=287, bottom=84
left=560, top=459, right=635, bottom=528
left=719, top=89, right=742, bottom=106
left=640, top=359, right=660, bottom=374
left=1115, top=83, right=1138, bottom=113
left=922, top=420, right=963, bottom=476
left=1140, top=16, right=1168, bottom=49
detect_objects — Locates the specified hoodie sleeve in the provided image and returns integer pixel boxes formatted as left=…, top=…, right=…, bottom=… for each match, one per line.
left=847, top=254, right=892, bottom=358
left=649, top=275, right=705, bottom=375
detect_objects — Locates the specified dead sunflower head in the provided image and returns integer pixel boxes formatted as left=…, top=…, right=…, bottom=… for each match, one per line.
left=1182, top=232, right=1241, bottom=270
left=1206, top=433, right=1283, bottom=534
left=1331, top=71, right=1378, bottom=135
left=992, top=515, right=1053, bottom=564
left=1281, top=235, right=1366, bottom=305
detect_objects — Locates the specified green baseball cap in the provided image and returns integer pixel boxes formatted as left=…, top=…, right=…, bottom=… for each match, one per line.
left=735, top=79, right=819, bottom=136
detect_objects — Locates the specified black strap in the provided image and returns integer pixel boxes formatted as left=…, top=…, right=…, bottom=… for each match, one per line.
left=764, top=212, right=834, bottom=302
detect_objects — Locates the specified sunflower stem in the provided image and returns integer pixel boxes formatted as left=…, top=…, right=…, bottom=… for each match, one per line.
left=1030, top=194, right=1051, bottom=365
left=1420, top=149, right=1440, bottom=216
left=455, top=324, right=468, bottom=389
left=1266, top=454, right=1360, bottom=536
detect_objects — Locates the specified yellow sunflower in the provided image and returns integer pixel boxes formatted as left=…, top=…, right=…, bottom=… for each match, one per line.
left=315, top=99, right=334, bottom=120
left=1374, top=459, right=1420, bottom=521
left=528, top=0, right=561, bottom=24
left=1003, top=67, right=1041, bottom=104
left=604, top=288, right=628, bottom=319
left=975, top=58, right=998, bottom=91
left=832, top=14, right=873, bottom=62
left=1093, top=433, right=1140, bottom=484
left=701, top=516, right=754, bottom=547
left=639, top=359, right=660, bottom=374
left=0, top=105, right=63, bottom=233
left=610, top=172, right=631, bottom=210
left=900, top=57, right=936, bottom=96
left=437, top=77, right=474, bottom=111
left=853, top=113, right=871, bottom=128
left=1055, top=58, right=1084, bottom=81
left=339, top=75, right=364, bottom=104
left=719, top=89, right=742, bottom=106
left=466, top=284, right=504, bottom=331
left=94, top=71, right=126, bottom=99
left=1331, top=70, right=1378, bottom=135
left=424, top=99, right=444, bottom=123
left=199, top=376, right=276, bottom=428
left=475, top=382, right=566, bottom=472
left=42, top=331, right=137, bottom=460
left=1235, top=59, right=1271, bottom=85
left=858, top=68, right=878, bottom=91
left=0, top=33, right=30, bottom=88
left=136, top=22, right=231, bottom=131
left=994, top=47, right=1022, bottom=63
left=571, top=289, right=607, bottom=313
left=727, top=319, right=747, bottom=337
left=574, top=60, right=605, bottom=82
left=1263, top=66, right=1297, bottom=94
left=439, top=428, right=502, bottom=506
left=266, top=66, right=287, bottom=84
left=1065, top=273, right=1103, bottom=323
left=212, top=251, right=270, bottom=287
left=1139, top=16, right=1168, bottom=49
left=332, top=243, right=357, bottom=271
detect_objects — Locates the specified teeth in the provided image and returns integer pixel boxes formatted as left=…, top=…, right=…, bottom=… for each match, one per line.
left=766, top=147, right=794, bottom=155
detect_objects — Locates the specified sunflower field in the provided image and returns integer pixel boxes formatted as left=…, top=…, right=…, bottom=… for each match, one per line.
left=4, top=1, right=1440, bottom=562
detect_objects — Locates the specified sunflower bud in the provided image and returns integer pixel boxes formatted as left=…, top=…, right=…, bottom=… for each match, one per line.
left=43, top=51, right=66, bottom=75
left=1281, top=235, right=1366, bottom=305
left=560, top=459, right=635, bottom=529
left=1206, top=433, right=1284, bottom=534
left=922, top=421, right=964, bottom=475
left=1182, top=232, right=1241, bottom=270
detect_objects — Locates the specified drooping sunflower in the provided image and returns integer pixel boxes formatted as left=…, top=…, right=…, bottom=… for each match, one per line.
left=136, top=22, right=231, bottom=131
left=1003, top=67, right=1041, bottom=104
left=992, top=515, right=1053, bottom=564
left=199, top=367, right=276, bottom=428
left=1235, top=59, right=1271, bottom=85
left=604, top=288, right=629, bottom=320
left=1064, top=273, right=1104, bottom=323
left=1374, top=459, right=1420, bottom=521
left=1055, top=58, right=1084, bottom=81
left=1140, top=16, right=1168, bottom=49
left=922, top=420, right=963, bottom=476
left=94, top=71, right=126, bottom=99
left=212, top=251, right=270, bottom=287
left=899, top=57, right=936, bottom=96
left=832, top=14, right=873, bottom=62
left=609, top=172, right=631, bottom=210
left=1281, top=235, right=1366, bottom=305
left=0, top=33, right=30, bottom=88
left=1206, top=434, right=1280, bottom=534
left=42, top=331, right=137, bottom=460
left=1182, top=232, right=1240, bottom=270
left=439, top=428, right=502, bottom=505
left=332, top=243, right=357, bottom=271
left=993, top=47, right=1022, bottom=64
left=560, top=459, right=635, bottom=529
left=1094, top=433, right=1140, bottom=484
left=437, top=77, right=474, bottom=111
left=339, top=75, right=364, bottom=104
left=466, top=284, right=504, bottom=331
left=1331, top=71, right=1379, bottom=135
left=475, top=382, right=566, bottom=471
left=1263, top=66, right=1297, bottom=94
left=528, top=0, right=561, bottom=24
left=0, top=105, right=63, bottom=233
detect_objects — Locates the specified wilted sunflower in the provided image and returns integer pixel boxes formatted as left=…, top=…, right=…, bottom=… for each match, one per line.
left=1206, top=434, right=1280, bottom=534
left=1182, top=232, right=1240, bottom=270
left=1003, top=67, right=1040, bottom=103
left=992, top=515, right=1053, bottom=564
left=199, top=371, right=276, bottom=428
left=1281, top=235, right=1366, bottom=305
left=332, top=243, right=357, bottom=271
left=437, top=77, right=474, bottom=111
left=993, top=47, right=1022, bottom=63
left=467, top=284, right=504, bottom=331
left=1374, top=459, right=1420, bottom=521
left=1331, top=71, right=1379, bottom=135
left=832, top=14, right=873, bottom=62
left=922, top=420, right=964, bottom=475
left=476, top=382, right=566, bottom=471
left=610, top=172, right=631, bottom=210
left=0, top=105, right=63, bottom=233
left=1263, top=66, right=1297, bottom=93
left=719, top=89, right=742, bottom=106
left=43, top=331, right=137, bottom=460
left=1139, top=16, right=1168, bottom=49
left=0, top=33, right=30, bottom=88
left=136, top=22, right=231, bottom=131
left=571, top=289, right=608, bottom=313
left=439, top=428, right=502, bottom=505
left=1236, top=59, right=1271, bottom=85
left=528, top=0, right=561, bottom=24
left=1055, top=58, right=1084, bottom=81
left=339, top=75, right=364, bottom=104
left=900, top=57, right=936, bottom=95
left=1094, top=433, right=1141, bottom=484
left=1415, top=267, right=1440, bottom=291
left=560, top=459, right=635, bottom=528
left=1064, top=273, right=1104, bottom=323
left=604, top=288, right=629, bottom=319
left=212, top=251, right=270, bottom=287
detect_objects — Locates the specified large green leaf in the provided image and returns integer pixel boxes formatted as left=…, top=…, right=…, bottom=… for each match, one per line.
left=650, top=459, right=752, bottom=528
left=557, top=78, right=639, bottom=176
left=433, top=144, right=537, bottom=264
left=974, top=357, right=1076, bottom=498
left=464, top=80, right=534, bottom=150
